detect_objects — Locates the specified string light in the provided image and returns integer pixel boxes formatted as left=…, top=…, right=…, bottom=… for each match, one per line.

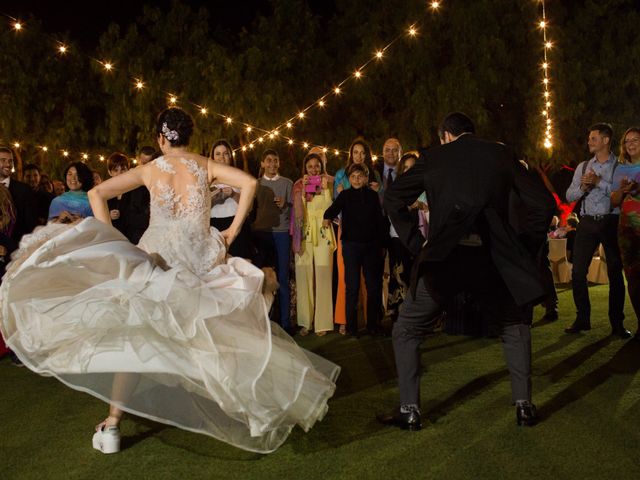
left=98, top=155, right=105, bottom=161
left=537, top=0, right=556, bottom=150
left=6, top=3, right=446, bottom=161
left=13, top=142, right=20, bottom=148
left=82, top=153, right=89, bottom=160
left=62, top=150, right=69, bottom=157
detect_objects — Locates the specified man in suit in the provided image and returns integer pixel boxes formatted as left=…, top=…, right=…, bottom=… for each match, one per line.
left=0, top=147, right=37, bottom=246
left=378, top=113, right=555, bottom=430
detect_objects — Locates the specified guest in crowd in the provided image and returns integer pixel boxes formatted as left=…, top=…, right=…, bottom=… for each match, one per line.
left=379, top=138, right=406, bottom=321
left=387, top=151, right=427, bottom=317
left=52, top=180, right=65, bottom=196
left=291, top=152, right=335, bottom=336
left=324, top=163, right=385, bottom=336
left=334, top=139, right=381, bottom=195
left=137, top=145, right=156, bottom=166
left=92, top=170, right=103, bottom=186
left=565, top=123, right=628, bottom=337
left=252, top=149, right=293, bottom=333
left=0, top=146, right=37, bottom=246
left=611, top=126, right=640, bottom=339
left=0, top=184, right=17, bottom=277
left=209, top=139, right=253, bottom=259
left=332, top=138, right=380, bottom=333
left=23, top=163, right=54, bottom=226
left=39, top=174, right=54, bottom=195
left=48, top=162, right=95, bottom=221
left=112, top=146, right=154, bottom=244
left=106, top=153, right=130, bottom=233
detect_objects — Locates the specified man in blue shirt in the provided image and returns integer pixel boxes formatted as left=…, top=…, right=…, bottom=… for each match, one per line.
left=565, top=123, right=629, bottom=337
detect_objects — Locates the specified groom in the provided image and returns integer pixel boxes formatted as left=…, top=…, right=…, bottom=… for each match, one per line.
left=378, top=112, right=555, bottom=429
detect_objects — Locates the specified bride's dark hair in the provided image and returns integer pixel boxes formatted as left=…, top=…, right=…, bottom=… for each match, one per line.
left=156, top=108, right=194, bottom=147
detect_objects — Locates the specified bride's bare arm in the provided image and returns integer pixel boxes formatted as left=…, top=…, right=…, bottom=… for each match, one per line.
left=208, top=160, right=257, bottom=244
left=88, top=167, right=147, bottom=225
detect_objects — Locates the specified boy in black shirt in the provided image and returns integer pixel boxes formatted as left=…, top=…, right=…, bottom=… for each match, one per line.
left=323, top=163, right=385, bottom=335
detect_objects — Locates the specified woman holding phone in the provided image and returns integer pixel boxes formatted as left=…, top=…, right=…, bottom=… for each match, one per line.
left=290, top=152, right=335, bottom=336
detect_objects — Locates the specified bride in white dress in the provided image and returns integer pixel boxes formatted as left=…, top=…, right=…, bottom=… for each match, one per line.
left=0, top=108, right=340, bottom=454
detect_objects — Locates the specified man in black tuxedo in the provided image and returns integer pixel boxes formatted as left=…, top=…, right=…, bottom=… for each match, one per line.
left=378, top=113, right=555, bottom=430
left=0, top=147, right=37, bottom=247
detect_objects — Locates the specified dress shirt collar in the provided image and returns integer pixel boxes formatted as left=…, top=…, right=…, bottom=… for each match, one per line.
left=383, top=164, right=396, bottom=177
left=263, top=174, right=280, bottom=181
left=0, top=177, right=10, bottom=188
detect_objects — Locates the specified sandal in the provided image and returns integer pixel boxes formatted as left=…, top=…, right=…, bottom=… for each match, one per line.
left=299, top=327, right=309, bottom=337
left=339, top=325, right=346, bottom=335
left=316, top=331, right=327, bottom=337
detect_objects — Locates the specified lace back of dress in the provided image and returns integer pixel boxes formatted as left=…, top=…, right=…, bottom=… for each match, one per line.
left=149, top=156, right=209, bottom=221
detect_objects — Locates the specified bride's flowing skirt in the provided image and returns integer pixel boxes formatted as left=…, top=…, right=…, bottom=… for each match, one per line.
left=0, top=218, right=339, bottom=453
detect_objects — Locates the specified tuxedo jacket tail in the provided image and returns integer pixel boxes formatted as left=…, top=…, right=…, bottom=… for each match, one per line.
left=384, top=135, right=556, bottom=307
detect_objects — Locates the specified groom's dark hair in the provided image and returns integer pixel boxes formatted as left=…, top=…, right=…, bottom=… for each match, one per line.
left=438, top=112, right=476, bottom=138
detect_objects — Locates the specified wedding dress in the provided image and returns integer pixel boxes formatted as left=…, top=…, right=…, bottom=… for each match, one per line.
left=0, top=155, right=339, bottom=453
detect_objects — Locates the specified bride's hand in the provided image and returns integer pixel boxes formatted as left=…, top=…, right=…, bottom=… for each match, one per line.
left=221, top=227, right=239, bottom=247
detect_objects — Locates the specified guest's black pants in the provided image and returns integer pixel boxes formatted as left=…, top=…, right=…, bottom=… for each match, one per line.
left=342, top=240, right=383, bottom=334
left=392, top=246, right=532, bottom=406
left=571, top=215, right=625, bottom=328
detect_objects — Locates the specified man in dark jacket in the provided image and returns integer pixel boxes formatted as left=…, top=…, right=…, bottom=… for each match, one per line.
left=377, top=113, right=556, bottom=430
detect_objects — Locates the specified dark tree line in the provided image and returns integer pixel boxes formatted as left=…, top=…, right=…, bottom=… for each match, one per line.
left=0, top=0, right=638, bottom=184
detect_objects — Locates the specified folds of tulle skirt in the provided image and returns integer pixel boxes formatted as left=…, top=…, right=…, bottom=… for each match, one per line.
left=0, top=218, right=339, bottom=453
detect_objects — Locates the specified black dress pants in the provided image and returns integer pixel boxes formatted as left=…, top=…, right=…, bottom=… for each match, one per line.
left=570, top=215, right=625, bottom=328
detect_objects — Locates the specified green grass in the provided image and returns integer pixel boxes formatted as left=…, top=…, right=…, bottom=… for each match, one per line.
left=1, top=284, right=639, bottom=480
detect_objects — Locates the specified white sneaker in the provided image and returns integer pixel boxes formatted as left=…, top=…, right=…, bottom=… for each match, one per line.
left=92, top=425, right=121, bottom=454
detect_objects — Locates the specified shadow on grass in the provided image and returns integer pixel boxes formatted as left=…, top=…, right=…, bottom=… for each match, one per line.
left=541, top=336, right=612, bottom=382
left=540, top=340, right=640, bottom=420
left=329, top=334, right=497, bottom=399
left=424, top=367, right=510, bottom=422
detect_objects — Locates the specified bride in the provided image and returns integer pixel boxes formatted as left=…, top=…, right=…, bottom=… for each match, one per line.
left=0, top=108, right=340, bottom=454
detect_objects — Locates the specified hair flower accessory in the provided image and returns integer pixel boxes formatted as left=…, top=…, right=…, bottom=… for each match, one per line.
left=162, top=122, right=180, bottom=142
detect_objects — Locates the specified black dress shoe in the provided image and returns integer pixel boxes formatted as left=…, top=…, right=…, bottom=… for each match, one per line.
left=564, top=323, right=591, bottom=334
left=611, top=328, right=632, bottom=339
left=376, top=407, right=422, bottom=431
left=541, top=310, right=559, bottom=321
left=516, top=402, right=539, bottom=427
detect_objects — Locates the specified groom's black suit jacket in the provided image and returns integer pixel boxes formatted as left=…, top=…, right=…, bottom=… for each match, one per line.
left=384, top=135, right=555, bottom=307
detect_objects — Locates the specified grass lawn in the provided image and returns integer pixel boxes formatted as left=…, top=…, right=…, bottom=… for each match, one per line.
left=1, top=284, right=639, bottom=480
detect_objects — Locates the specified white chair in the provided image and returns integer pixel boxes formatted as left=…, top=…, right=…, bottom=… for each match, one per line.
left=548, top=238, right=572, bottom=283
